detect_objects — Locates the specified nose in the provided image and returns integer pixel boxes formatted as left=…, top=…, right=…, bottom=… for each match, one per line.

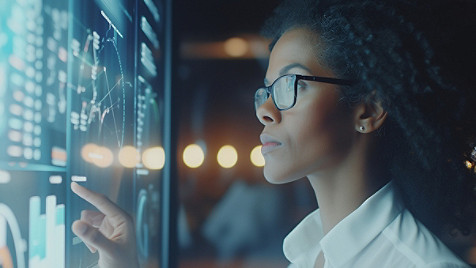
left=256, top=97, right=281, bottom=125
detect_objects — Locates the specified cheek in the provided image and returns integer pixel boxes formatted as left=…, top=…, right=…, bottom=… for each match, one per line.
left=290, top=95, right=354, bottom=165
left=291, top=111, right=335, bottom=158
left=293, top=95, right=344, bottom=144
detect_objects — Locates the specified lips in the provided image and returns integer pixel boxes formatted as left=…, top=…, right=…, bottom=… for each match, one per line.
left=260, top=134, right=282, bottom=155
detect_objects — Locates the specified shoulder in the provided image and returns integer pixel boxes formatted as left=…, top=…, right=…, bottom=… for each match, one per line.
left=382, top=209, right=470, bottom=267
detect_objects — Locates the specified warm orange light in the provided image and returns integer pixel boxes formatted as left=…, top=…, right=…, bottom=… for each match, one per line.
left=118, top=146, right=140, bottom=168
left=93, top=146, right=114, bottom=168
left=81, top=143, right=114, bottom=168
left=465, top=160, right=474, bottom=169
left=51, top=146, right=67, bottom=166
left=217, top=145, right=238, bottom=168
left=142, top=146, right=165, bottom=170
left=250, top=145, right=265, bottom=167
left=224, top=37, right=248, bottom=57
left=0, top=245, right=13, bottom=268
left=467, top=247, right=476, bottom=264
left=81, top=143, right=98, bottom=163
left=183, top=144, right=204, bottom=168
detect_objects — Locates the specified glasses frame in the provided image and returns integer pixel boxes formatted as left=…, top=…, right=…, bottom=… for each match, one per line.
left=255, top=74, right=354, bottom=111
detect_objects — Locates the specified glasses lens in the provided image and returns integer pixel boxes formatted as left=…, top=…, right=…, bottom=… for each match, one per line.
left=273, top=75, right=295, bottom=110
left=254, top=87, right=268, bottom=110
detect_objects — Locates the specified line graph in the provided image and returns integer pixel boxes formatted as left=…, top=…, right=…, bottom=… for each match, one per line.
left=70, top=23, right=129, bottom=149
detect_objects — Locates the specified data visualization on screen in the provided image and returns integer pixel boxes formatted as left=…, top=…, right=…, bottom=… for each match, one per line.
left=0, top=0, right=68, bottom=169
left=0, top=171, right=65, bottom=268
left=0, top=0, right=169, bottom=267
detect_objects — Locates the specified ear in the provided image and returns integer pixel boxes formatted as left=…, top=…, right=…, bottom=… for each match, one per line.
left=354, top=94, right=388, bottom=133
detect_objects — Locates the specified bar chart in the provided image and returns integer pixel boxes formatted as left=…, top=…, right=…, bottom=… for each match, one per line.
left=28, top=196, right=65, bottom=268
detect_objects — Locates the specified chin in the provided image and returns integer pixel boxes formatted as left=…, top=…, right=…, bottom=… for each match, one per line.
left=263, top=166, right=298, bottom=185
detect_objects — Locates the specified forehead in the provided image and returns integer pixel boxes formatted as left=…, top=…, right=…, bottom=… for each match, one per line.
left=267, top=28, right=334, bottom=79
left=271, top=28, right=319, bottom=61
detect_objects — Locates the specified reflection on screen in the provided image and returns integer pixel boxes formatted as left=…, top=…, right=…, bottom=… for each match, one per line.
left=0, top=0, right=167, bottom=267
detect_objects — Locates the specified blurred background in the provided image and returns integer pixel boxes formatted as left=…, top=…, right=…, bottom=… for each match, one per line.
left=173, top=0, right=317, bottom=267
left=171, top=1, right=476, bottom=267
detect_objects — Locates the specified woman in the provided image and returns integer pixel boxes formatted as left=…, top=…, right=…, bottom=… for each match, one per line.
left=72, top=0, right=476, bottom=267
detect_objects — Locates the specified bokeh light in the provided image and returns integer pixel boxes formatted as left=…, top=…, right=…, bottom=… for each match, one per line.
left=81, top=143, right=98, bottom=163
left=465, top=160, right=474, bottom=170
left=81, top=143, right=114, bottom=168
left=142, top=146, right=165, bottom=170
left=217, top=145, right=238, bottom=168
left=466, top=247, right=476, bottom=265
left=183, top=144, right=205, bottom=168
left=118, top=146, right=140, bottom=168
left=250, top=145, right=265, bottom=167
left=224, top=37, right=248, bottom=57
left=93, top=146, right=114, bottom=168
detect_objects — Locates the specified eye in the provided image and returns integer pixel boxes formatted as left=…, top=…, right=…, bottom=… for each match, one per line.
left=297, top=80, right=308, bottom=91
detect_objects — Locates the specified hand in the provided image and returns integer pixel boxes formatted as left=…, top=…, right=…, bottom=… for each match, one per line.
left=71, top=182, right=139, bottom=268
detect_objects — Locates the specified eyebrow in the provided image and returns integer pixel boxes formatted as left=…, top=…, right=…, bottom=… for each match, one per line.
left=264, top=63, right=313, bottom=85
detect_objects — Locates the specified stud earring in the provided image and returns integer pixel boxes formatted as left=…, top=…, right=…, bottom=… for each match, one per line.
left=359, top=126, right=365, bottom=132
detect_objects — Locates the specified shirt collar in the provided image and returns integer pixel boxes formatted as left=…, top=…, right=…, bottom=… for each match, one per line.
left=283, top=209, right=323, bottom=266
left=283, top=181, right=404, bottom=267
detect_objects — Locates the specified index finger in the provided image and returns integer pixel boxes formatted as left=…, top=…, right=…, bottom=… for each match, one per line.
left=71, top=182, right=127, bottom=219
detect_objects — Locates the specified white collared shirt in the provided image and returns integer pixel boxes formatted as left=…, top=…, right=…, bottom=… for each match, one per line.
left=283, top=182, right=470, bottom=268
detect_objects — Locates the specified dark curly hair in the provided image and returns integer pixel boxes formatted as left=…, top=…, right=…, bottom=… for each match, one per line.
left=262, top=0, right=476, bottom=236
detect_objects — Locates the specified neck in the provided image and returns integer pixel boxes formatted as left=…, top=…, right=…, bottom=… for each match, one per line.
left=307, top=137, right=388, bottom=235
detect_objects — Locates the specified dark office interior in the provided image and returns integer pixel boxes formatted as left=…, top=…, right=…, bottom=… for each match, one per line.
left=1, top=0, right=475, bottom=267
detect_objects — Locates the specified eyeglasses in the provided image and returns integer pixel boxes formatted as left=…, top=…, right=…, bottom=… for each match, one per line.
left=254, top=74, right=354, bottom=111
